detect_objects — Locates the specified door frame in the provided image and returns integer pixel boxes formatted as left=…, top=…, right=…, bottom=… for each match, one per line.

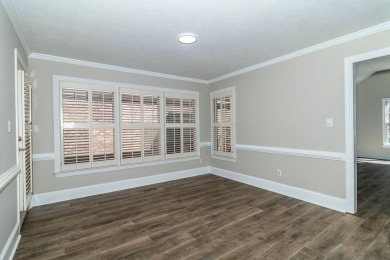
left=344, top=46, right=390, bottom=213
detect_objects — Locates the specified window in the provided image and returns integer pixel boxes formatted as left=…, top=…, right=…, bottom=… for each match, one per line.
left=383, top=98, right=390, bottom=147
left=120, top=89, right=163, bottom=163
left=165, top=93, right=198, bottom=158
left=61, top=82, right=117, bottom=171
left=211, top=87, right=236, bottom=159
left=55, top=77, right=199, bottom=173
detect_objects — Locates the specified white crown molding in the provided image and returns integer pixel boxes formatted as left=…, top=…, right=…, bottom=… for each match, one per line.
left=31, top=166, right=210, bottom=207
left=0, top=221, right=20, bottom=260
left=237, top=144, right=346, bottom=161
left=211, top=167, right=346, bottom=212
left=29, top=53, right=209, bottom=84
left=0, top=165, right=20, bottom=192
left=1, top=0, right=31, bottom=55
left=208, top=21, right=390, bottom=83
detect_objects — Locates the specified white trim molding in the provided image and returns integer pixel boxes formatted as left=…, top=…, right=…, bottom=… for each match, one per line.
left=211, top=167, right=347, bottom=213
left=0, top=221, right=21, bottom=260
left=0, top=165, right=20, bottom=192
left=32, top=153, right=55, bottom=161
left=29, top=53, right=208, bottom=84
left=32, top=166, right=210, bottom=207
left=209, top=21, right=390, bottom=83
left=237, top=144, right=346, bottom=161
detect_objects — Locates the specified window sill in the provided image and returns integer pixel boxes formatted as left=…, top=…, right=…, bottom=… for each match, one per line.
left=211, top=155, right=237, bottom=162
left=55, top=156, right=201, bottom=178
left=382, top=144, right=390, bottom=148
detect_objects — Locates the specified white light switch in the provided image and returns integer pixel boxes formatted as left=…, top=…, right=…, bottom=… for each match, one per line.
left=8, top=120, right=12, bottom=132
left=326, top=118, right=333, bottom=128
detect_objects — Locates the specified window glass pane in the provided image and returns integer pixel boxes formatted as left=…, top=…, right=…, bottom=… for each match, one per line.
left=62, top=88, right=89, bottom=123
left=122, top=129, right=142, bottom=159
left=144, top=95, right=160, bottom=123
left=93, top=128, right=115, bottom=161
left=183, top=98, right=196, bottom=123
left=166, top=127, right=181, bottom=154
left=183, top=127, right=196, bottom=153
left=63, top=129, right=90, bottom=164
left=144, top=128, right=161, bottom=157
left=92, top=91, right=115, bottom=123
left=121, top=93, right=141, bottom=123
left=166, top=97, right=181, bottom=123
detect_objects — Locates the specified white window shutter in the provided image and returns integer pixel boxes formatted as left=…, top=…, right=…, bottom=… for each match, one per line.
left=61, top=83, right=91, bottom=170
left=211, top=89, right=234, bottom=158
left=120, top=89, right=163, bottom=164
left=165, top=93, right=197, bottom=158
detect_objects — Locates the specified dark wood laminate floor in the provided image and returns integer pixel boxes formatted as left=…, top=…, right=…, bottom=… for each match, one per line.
left=14, top=164, right=390, bottom=259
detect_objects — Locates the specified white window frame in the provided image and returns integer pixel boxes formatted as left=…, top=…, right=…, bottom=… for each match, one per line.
left=382, top=98, right=390, bottom=148
left=53, top=75, right=200, bottom=175
left=210, top=86, right=236, bottom=161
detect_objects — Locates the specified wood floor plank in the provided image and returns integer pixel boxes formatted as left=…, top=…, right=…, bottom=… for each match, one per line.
left=14, top=161, right=390, bottom=259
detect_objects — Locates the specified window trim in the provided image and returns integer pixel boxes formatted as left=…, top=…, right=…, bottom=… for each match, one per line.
left=383, top=98, right=390, bottom=148
left=210, top=86, right=236, bottom=161
left=53, top=75, right=200, bottom=174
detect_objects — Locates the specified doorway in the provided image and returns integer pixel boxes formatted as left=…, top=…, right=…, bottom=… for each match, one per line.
left=345, top=47, right=390, bottom=213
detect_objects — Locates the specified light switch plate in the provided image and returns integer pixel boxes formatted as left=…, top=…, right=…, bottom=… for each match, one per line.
left=326, top=118, right=333, bottom=128
left=8, top=120, right=12, bottom=132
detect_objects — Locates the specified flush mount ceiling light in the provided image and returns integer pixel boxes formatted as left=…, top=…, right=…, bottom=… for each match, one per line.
left=178, top=34, right=197, bottom=44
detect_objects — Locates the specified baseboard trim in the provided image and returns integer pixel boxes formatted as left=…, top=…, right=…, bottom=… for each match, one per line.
left=0, top=221, right=21, bottom=260
left=32, top=166, right=210, bottom=207
left=0, top=165, right=20, bottom=192
left=210, top=167, right=346, bottom=212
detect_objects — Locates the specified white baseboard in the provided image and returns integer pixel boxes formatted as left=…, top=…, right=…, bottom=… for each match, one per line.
left=0, top=221, right=21, bottom=260
left=32, top=166, right=210, bottom=207
left=210, top=167, right=347, bottom=212
left=31, top=165, right=346, bottom=213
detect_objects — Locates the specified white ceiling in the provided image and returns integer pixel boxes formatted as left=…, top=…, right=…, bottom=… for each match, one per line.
left=8, top=0, right=390, bottom=81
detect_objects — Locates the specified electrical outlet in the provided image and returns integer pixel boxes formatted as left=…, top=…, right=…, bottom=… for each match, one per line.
left=277, top=169, right=282, bottom=176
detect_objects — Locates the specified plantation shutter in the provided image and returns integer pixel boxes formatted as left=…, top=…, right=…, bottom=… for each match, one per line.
left=61, top=82, right=117, bottom=171
left=61, top=82, right=91, bottom=171
left=165, top=93, right=197, bottom=158
left=212, top=90, right=233, bottom=157
left=91, top=86, right=117, bottom=167
left=120, top=89, right=162, bottom=164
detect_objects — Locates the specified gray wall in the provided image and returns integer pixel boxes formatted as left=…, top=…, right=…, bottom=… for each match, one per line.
left=210, top=30, right=390, bottom=199
left=357, top=70, right=390, bottom=160
left=29, top=59, right=210, bottom=194
left=0, top=1, right=27, bottom=257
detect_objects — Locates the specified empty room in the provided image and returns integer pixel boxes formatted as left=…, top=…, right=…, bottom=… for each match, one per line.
left=1, top=0, right=390, bottom=259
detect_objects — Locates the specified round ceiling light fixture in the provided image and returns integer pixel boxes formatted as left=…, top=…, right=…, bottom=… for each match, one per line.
left=178, top=34, right=197, bottom=44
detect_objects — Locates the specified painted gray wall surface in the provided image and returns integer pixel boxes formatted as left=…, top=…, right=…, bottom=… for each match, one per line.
left=0, top=178, right=18, bottom=257
left=210, top=30, right=390, bottom=199
left=29, top=59, right=210, bottom=194
left=0, top=2, right=27, bottom=257
left=357, top=70, right=390, bottom=160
